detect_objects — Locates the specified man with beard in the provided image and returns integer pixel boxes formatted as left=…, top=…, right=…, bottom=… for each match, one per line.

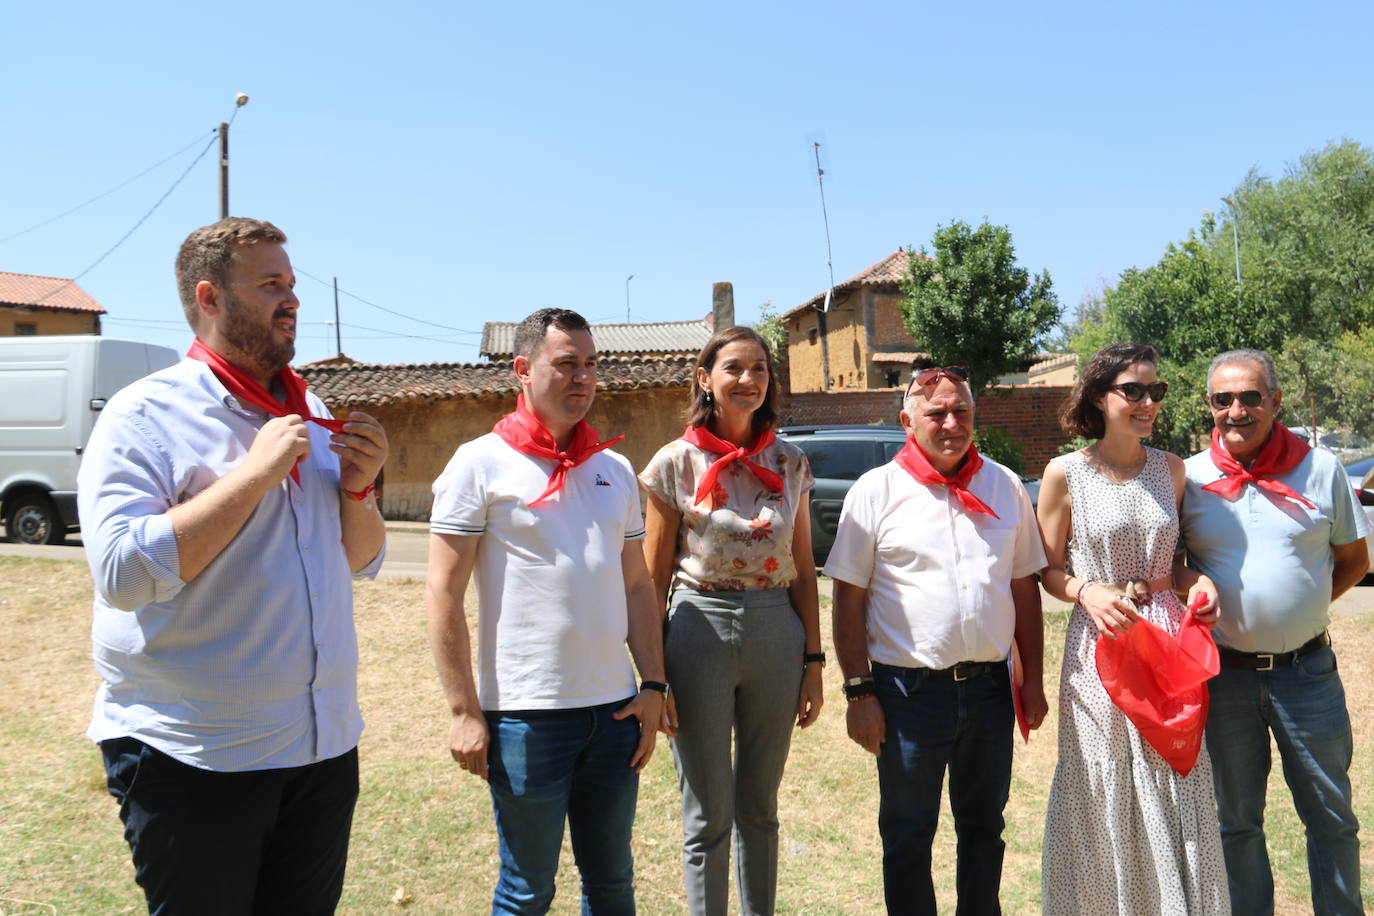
left=1179, top=348, right=1369, bottom=915
left=77, top=217, right=389, bottom=914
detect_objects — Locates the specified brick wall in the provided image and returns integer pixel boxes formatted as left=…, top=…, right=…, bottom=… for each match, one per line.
left=781, top=384, right=1074, bottom=477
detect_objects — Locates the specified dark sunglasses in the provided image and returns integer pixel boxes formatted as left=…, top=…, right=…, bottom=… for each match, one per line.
left=1108, top=381, right=1168, bottom=403
left=1207, top=389, right=1264, bottom=410
left=910, top=366, right=970, bottom=393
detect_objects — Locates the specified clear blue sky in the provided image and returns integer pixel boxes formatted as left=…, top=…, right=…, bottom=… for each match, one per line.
left=4, top=1, right=1370, bottom=366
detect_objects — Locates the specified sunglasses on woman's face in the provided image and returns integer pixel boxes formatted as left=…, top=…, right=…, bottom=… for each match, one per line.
left=1206, top=389, right=1264, bottom=410
left=909, top=366, right=970, bottom=393
left=1109, top=381, right=1168, bottom=403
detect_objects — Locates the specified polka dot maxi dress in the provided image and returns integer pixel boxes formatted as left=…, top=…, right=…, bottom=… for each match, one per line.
left=1041, top=448, right=1230, bottom=915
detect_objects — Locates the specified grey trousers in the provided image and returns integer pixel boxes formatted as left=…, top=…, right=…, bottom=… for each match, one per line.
left=665, top=586, right=805, bottom=916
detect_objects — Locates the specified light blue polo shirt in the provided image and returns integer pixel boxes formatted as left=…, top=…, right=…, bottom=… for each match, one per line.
left=1180, top=445, right=1370, bottom=653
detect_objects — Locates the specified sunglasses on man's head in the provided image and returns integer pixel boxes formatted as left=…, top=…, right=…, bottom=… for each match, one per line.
left=910, top=366, right=970, bottom=393
left=1108, top=381, right=1168, bottom=403
left=1207, top=389, right=1264, bottom=410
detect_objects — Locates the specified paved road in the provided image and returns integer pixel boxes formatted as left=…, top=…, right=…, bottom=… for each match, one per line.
left=5, top=524, right=1373, bottom=617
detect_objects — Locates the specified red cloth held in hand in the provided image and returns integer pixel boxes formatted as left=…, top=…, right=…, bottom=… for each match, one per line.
left=1094, top=594, right=1219, bottom=776
left=679, top=424, right=783, bottom=506
left=892, top=439, right=999, bottom=518
left=186, top=338, right=346, bottom=485
left=1202, top=424, right=1315, bottom=509
left=492, top=394, right=624, bottom=506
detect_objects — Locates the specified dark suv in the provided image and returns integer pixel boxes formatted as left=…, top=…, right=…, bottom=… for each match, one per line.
left=778, top=424, right=1041, bottom=569
left=777, top=425, right=909, bottom=568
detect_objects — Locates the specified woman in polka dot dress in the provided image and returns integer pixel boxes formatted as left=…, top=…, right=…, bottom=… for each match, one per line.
left=1037, top=343, right=1229, bottom=914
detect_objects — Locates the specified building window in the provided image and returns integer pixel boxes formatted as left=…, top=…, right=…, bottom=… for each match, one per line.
left=807, top=328, right=818, bottom=345
left=15, top=323, right=37, bottom=336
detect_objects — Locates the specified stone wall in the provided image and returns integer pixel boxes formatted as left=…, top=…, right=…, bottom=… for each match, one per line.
left=330, top=385, right=692, bottom=520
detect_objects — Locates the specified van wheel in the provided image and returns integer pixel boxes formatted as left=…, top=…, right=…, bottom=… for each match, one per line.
left=6, top=493, right=63, bottom=545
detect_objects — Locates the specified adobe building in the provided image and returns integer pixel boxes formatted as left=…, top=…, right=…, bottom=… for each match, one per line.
left=0, top=271, right=104, bottom=335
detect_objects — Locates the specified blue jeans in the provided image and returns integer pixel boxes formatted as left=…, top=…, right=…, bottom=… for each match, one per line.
left=485, top=700, right=641, bottom=915
left=1206, top=644, right=1363, bottom=916
left=873, top=661, right=1013, bottom=916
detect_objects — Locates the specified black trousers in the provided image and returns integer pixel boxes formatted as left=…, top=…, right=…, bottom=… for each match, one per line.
left=100, top=737, right=359, bottom=916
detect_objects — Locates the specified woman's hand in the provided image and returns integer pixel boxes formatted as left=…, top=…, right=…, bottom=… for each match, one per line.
left=1079, top=580, right=1141, bottom=638
left=1187, top=576, right=1220, bottom=628
left=660, top=690, right=679, bottom=737
left=796, top=663, right=824, bottom=728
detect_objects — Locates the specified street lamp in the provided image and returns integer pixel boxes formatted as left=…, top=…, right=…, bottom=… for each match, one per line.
left=1221, top=196, right=1242, bottom=307
left=219, top=93, right=250, bottom=218
left=625, top=274, right=634, bottom=322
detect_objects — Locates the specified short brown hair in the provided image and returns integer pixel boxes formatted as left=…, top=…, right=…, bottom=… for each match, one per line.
left=685, top=326, right=779, bottom=432
left=513, top=308, right=592, bottom=360
left=1059, top=343, right=1159, bottom=439
left=175, top=218, right=287, bottom=327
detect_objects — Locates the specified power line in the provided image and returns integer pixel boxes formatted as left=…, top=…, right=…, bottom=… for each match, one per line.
left=32, top=133, right=218, bottom=306
left=295, top=267, right=481, bottom=334
left=0, top=130, right=215, bottom=245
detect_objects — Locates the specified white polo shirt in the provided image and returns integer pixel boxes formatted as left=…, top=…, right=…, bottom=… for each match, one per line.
left=824, top=455, right=1046, bottom=669
left=431, top=432, right=645, bottom=711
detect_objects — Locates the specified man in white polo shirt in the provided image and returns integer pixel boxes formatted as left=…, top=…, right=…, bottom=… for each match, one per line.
left=425, top=308, right=666, bottom=915
left=1179, top=348, right=1370, bottom=916
left=827, top=366, right=1047, bottom=916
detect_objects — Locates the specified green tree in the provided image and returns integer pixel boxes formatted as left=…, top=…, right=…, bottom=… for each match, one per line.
left=900, top=220, right=1061, bottom=393
left=752, top=300, right=786, bottom=356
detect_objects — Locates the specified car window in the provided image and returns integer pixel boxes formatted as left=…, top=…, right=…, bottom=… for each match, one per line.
left=798, top=440, right=878, bottom=481
left=881, top=440, right=904, bottom=462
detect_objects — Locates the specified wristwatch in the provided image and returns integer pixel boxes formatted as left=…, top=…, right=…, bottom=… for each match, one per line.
left=804, top=651, right=827, bottom=668
left=843, top=675, right=876, bottom=701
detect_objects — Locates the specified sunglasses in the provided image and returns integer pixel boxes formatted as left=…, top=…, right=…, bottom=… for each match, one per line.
left=910, top=366, right=970, bottom=393
left=1207, top=389, right=1264, bottom=410
left=1109, top=381, right=1168, bottom=403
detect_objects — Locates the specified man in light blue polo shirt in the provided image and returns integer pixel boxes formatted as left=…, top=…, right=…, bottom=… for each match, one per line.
left=1179, top=348, right=1370, bottom=916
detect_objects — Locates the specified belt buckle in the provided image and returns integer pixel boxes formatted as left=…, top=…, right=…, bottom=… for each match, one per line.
left=952, top=665, right=968, bottom=682
left=1256, top=653, right=1274, bottom=672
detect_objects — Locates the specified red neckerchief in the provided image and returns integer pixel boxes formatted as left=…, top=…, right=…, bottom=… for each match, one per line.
left=186, top=338, right=345, bottom=484
left=679, top=424, right=784, bottom=506
left=1202, top=423, right=1315, bottom=509
left=491, top=393, right=624, bottom=506
left=893, top=438, right=999, bottom=518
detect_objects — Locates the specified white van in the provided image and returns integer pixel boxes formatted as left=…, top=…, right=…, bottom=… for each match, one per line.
left=0, top=335, right=180, bottom=544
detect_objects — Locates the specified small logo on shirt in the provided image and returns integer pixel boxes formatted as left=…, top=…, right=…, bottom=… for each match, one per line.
left=594, top=474, right=612, bottom=487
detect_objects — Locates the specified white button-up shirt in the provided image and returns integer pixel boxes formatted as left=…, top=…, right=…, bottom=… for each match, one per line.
left=78, top=358, right=382, bottom=772
left=824, top=456, right=1046, bottom=669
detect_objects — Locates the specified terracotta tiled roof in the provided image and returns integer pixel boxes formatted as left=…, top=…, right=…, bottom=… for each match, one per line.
left=0, top=270, right=105, bottom=313
left=298, top=355, right=694, bottom=408
left=785, top=250, right=926, bottom=318
left=481, top=319, right=711, bottom=359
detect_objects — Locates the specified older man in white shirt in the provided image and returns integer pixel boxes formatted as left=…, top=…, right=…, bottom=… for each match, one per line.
left=79, top=218, right=388, bottom=915
left=828, top=367, right=1046, bottom=916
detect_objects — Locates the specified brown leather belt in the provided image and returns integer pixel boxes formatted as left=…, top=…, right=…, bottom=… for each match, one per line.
left=1218, top=631, right=1331, bottom=672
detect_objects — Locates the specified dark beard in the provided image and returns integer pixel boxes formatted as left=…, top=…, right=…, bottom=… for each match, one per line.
left=222, top=297, right=295, bottom=379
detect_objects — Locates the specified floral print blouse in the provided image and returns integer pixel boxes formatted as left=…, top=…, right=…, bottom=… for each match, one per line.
left=639, top=434, right=815, bottom=592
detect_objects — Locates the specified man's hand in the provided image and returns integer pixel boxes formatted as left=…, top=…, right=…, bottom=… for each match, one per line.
left=243, top=414, right=312, bottom=485
left=330, top=410, right=389, bottom=493
left=846, top=696, right=885, bottom=756
left=1019, top=681, right=1049, bottom=731
left=449, top=711, right=490, bottom=781
left=613, top=690, right=664, bottom=772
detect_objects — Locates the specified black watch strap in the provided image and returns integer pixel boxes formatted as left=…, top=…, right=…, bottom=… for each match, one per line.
left=804, top=651, right=826, bottom=667
left=640, top=680, right=669, bottom=694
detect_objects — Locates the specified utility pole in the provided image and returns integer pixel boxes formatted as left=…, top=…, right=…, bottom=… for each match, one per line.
left=333, top=277, right=343, bottom=356
left=220, top=93, right=250, bottom=218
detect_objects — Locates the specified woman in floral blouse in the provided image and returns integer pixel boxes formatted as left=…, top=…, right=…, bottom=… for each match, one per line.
left=640, top=325, right=824, bottom=916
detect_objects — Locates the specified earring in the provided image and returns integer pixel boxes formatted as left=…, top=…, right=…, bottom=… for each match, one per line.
left=703, top=390, right=714, bottom=408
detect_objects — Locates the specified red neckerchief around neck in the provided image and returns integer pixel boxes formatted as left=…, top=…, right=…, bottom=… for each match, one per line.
left=679, top=424, right=784, bottom=506
left=893, top=438, right=999, bottom=518
left=1202, top=423, right=1315, bottom=509
left=491, top=393, right=624, bottom=506
left=186, top=338, right=345, bottom=484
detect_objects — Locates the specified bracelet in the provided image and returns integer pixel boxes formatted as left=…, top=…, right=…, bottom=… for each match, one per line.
left=803, top=651, right=826, bottom=668
left=1075, top=579, right=1096, bottom=605
left=342, top=481, right=376, bottom=502
left=842, top=675, right=876, bottom=701
left=640, top=680, right=669, bottom=695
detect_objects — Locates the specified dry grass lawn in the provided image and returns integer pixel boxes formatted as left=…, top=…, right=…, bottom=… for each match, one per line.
left=1, top=555, right=1372, bottom=913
